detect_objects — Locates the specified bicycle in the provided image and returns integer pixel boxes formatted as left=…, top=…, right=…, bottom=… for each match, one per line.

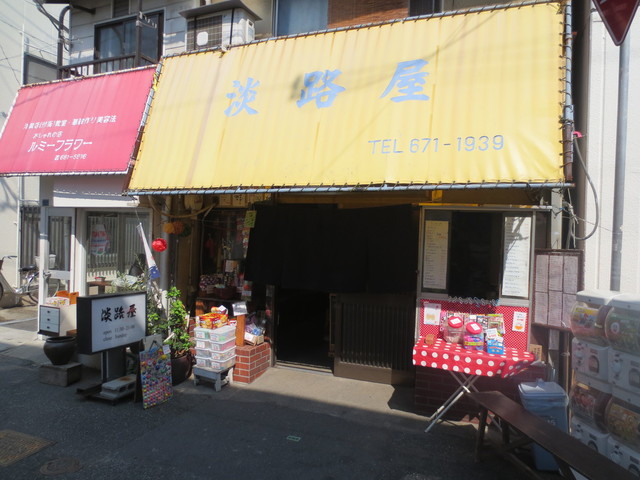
left=0, top=255, right=51, bottom=306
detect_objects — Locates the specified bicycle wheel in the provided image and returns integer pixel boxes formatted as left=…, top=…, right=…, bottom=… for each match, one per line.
left=26, top=275, right=39, bottom=303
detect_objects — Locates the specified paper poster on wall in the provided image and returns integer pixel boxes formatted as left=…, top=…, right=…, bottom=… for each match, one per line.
left=501, top=216, right=531, bottom=298
left=532, top=250, right=582, bottom=329
left=422, top=302, right=441, bottom=326
left=512, top=311, right=527, bottom=332
left=422, top=220, right=449, bottom=290
left=90, top=223, right=109, bottom=255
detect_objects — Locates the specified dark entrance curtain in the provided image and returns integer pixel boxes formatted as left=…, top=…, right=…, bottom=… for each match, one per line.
left=245, top=204, right=418, bottom=293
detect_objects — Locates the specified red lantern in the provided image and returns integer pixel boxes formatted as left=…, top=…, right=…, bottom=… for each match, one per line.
left=152, top=238, right=167, bottom=252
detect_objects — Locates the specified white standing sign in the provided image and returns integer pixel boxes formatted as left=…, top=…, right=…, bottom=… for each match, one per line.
left=77, top=292, right=147, bottom=354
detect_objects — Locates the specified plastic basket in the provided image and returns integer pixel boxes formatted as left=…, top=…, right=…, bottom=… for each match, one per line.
left=209, top=325, right=236, bottom=342
left=209, top=338, right=235, bottom=352
left=210, top=347, right=235, bottom=361
left=209, top=356, right=235, bottom=371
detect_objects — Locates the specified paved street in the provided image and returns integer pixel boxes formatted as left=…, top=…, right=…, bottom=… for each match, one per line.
left=0, top=305, right=548, bottom=480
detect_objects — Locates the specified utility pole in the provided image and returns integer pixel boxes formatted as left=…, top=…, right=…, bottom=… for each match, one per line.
left=609, top=36, right=630, bottom=291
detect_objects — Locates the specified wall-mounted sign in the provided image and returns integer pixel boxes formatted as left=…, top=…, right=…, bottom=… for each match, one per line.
left=0, top=67, right=155, bottom=175
left=533, top=249, right=582, bottom=330
left=422, top=220, right=449, bottom=291
left=77, top=292, right=146, bottom=354
left=128, top=2, right=566, bottom=193
left=501, top=215, right=532, bottom=298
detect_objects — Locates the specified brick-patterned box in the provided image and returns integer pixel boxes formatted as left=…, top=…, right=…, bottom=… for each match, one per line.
left=234, top=342, right=272, bottom=384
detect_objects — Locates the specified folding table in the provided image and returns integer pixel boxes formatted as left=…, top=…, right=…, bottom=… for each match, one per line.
left=412, top=338, right=535, bottom=432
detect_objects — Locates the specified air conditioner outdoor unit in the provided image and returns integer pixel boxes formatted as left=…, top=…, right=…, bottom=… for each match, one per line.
left=182, top=2, right=259, bottom=52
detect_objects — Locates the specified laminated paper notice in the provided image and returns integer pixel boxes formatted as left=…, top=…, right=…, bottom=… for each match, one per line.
left=422, top=220, right=449, bottom=290
left=501, top=216, right=531, bottom=297
left=512, top=311, right=527, bottom=332
left=534, top=292, right=549, bottom=325
left=548, top=290, right=563, bottom=327
left=422, top=302, right=441, bottom=326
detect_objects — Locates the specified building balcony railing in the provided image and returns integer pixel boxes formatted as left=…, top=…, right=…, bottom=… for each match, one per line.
left=59, top=53, right=157, bottom=79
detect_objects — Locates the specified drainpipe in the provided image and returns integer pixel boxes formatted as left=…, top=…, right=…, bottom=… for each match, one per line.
left=55, top=4, right=95, bottom=79
left=229, top=8, right=235, bottom=46
left=135, top=0, right=142, bottom=67
left=160, top=196, right=171, bottom=293
left=57, top=6, right=71, bottom=79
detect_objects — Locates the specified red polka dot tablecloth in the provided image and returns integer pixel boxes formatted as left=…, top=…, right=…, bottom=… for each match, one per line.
left=412, top=338, right=535, bottom=378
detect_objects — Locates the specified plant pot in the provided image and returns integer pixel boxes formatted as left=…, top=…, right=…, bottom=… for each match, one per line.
left=43, top=336, right=76, bottom=365
left=171, top=352, right=193, bottom=386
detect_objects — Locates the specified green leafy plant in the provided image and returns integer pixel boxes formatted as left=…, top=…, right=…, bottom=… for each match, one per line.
left=147, top=286, right=193, bottom=358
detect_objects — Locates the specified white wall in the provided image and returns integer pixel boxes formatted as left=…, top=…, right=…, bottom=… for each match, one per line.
left=584, top=14, right=640, bottom=293
left=0, top=0, right=61, bottom=288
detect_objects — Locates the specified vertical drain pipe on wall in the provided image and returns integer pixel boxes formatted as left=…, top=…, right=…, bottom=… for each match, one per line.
left=159, top=195, right=171, bottom=294
left=549, top=0, right=575, bottom=390
left=229, top=8, right=235, bottom=47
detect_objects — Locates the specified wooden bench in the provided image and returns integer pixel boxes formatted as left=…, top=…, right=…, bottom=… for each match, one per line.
left=468, top=391, right=635, bottom=480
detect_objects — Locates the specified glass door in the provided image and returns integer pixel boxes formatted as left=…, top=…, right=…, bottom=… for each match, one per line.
left=41, top=208, right=75, bottom=301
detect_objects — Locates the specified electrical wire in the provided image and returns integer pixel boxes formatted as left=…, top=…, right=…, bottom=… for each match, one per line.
left=564, top=134, right=600, bottom=245
left=0, top=44, right=20, bottom=84
left=149, top=196, right=216, bottom=220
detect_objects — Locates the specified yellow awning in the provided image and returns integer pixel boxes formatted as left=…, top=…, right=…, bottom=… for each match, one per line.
left=128, top=2, right=566, bottom=193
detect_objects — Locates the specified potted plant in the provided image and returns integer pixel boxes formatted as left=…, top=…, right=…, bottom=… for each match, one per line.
left=147, top=286, right=195, bottom=385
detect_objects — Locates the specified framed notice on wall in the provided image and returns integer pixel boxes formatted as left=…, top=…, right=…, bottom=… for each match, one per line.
left=533, top=249, right=583, bottom=330
left=501, top=215, right=532, bottom=298
left=422, top=219, right=449, bottom=291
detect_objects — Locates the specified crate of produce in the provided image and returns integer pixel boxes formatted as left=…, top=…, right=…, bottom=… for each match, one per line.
left=209, top=337, right=235, bottom=352
left=209, top=324, right=236, bottom=343
left=210, top=347, right=235, bottom=361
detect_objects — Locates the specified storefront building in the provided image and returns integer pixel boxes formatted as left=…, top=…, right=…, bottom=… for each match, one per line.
left=124, top=1, right=573, bottom=403
left=0, top=0, right=581, bottom=418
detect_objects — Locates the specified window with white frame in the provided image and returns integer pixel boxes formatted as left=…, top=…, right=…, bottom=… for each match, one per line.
left=86, top=211, right=151, bottom=280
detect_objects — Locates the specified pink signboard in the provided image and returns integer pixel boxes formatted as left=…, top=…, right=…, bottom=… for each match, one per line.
left=0, top=67, right=155, bottom=175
